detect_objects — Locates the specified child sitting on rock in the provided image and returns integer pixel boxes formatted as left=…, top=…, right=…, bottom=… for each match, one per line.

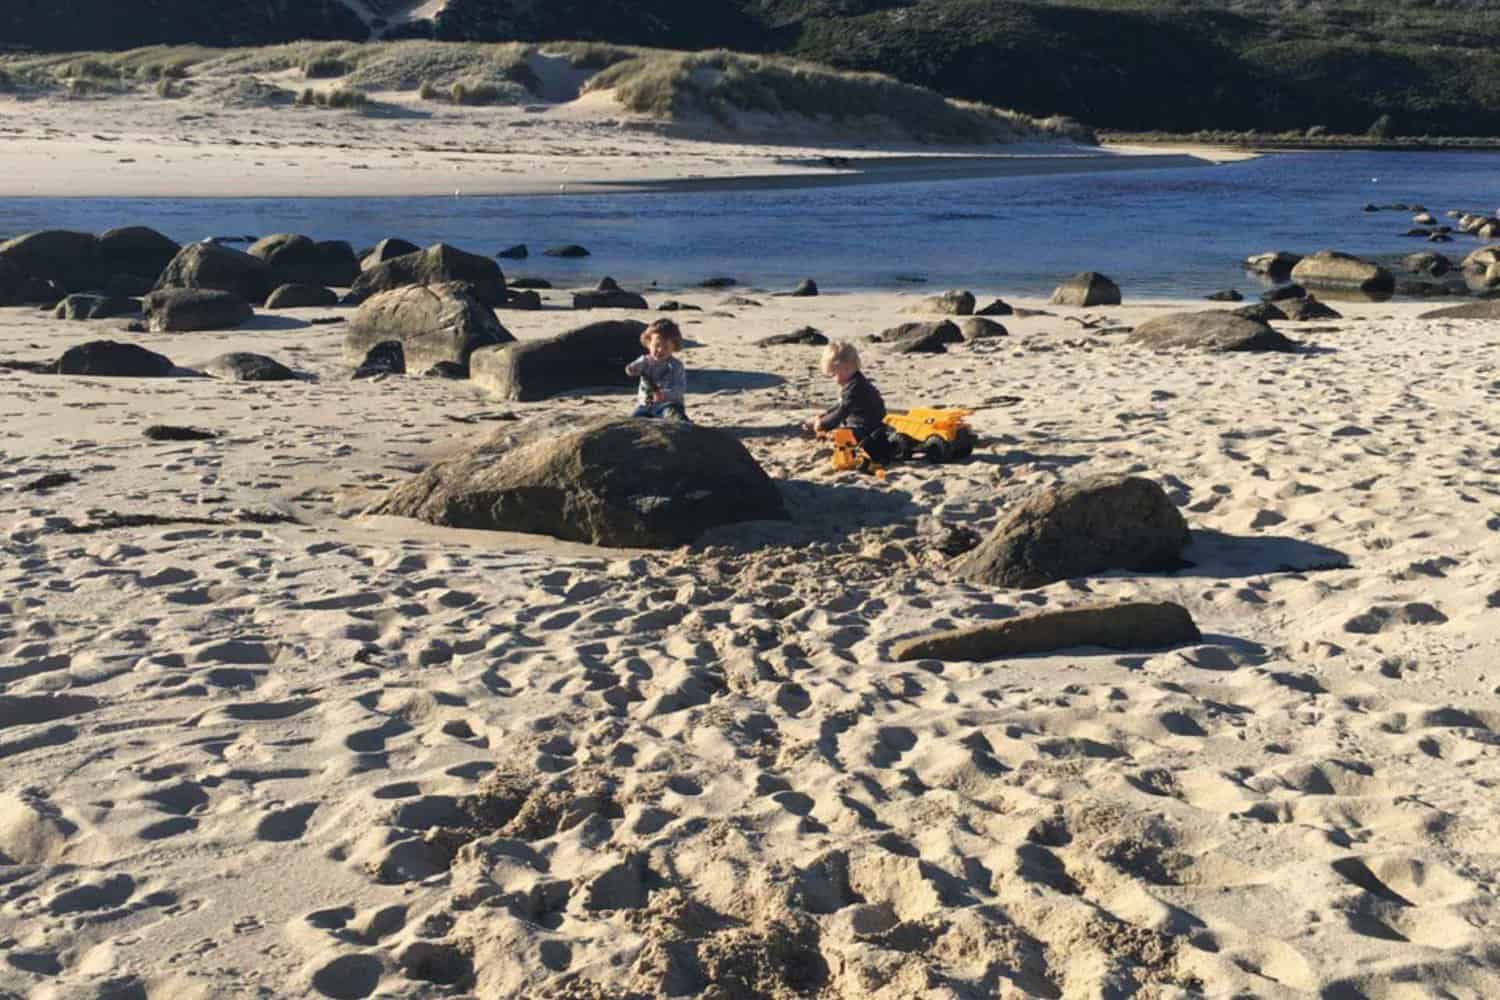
left=625, top=319, right=688, bottom=421
left=805, top=341, right=894, bottom=461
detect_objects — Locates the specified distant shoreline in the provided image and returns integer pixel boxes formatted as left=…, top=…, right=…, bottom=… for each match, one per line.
left=1102, top=132, right=1500, bottom=153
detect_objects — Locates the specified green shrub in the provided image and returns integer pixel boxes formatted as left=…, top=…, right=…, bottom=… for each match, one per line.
left=418, top=79, right=440, bottom=101
left=153, top=77, right=182, bottom=98
left=451, top=80, right=506, bottom=105
left=303, top=56, right=353, bottom=79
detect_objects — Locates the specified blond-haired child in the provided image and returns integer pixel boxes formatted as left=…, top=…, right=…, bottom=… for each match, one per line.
left=804, top=340, right=886, bottom=441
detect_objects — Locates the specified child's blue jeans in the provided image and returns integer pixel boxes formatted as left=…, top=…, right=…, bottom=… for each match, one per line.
left=632, top=402, right=688, bottom=421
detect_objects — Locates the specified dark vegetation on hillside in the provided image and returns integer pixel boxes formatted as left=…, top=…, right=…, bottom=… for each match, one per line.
left=7, top=0, right=1500, bottom=135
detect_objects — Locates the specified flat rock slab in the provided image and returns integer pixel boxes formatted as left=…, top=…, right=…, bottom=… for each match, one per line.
left=368, top=416, right=788, bottom=548
left=1128, top=311, right=1297, bottom=352
left=1419, top=300, right=1500, bottom=320
left=756, top=327, right=828, bottom=347
left=55, top=341, right=175, bottom=377
left=203, top=352, right=297, bottom=381
left=145, top=288, right=254, bottom=332
left=892, top=602, right=1201, bottom=661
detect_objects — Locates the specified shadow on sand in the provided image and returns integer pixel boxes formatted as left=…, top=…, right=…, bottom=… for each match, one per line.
left=1176, top=529, right=1351, bottom=578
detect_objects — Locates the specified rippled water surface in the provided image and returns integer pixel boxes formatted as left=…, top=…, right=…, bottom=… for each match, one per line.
left=2, top=150, right=1497, bottom=297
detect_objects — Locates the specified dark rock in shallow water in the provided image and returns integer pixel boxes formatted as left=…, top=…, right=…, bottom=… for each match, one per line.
left=955, top=474, right=1190, bottom=588
left=367, top=416, right=788, bottom=548
left=349, top=244, right=506, bottom=307
left=266, top=283, right=339, bottom=309
left=145, top=288, right=254, bottom=332
left=1402, top=251, right=1451, bottom=276
left=203, top=352, right=297, bottom=382
left=892, top=602, right=1201, bottom=661
left=773, top=278, right=818, bottom=297
left=1291, top=250, right=1394, bottom=296
left=1129, top=311, right=1297, bottom=352
left=496, top=244, right=528, bottom=260
left=353, top=340, right=405, bottom=379
left=544, top=244, right=590, bottom=258
left=345, top=283, right=513, bottom=372
left=1050, top=271, right=1120, bottom=307
left=508, top=277, right=552, bottom=289
left=155, top=241, right=273, bottom=305
left=470, top=319, right=646, bottom=401
left=144, top=425, right=219, bottom=441
left=1244, top=251, right=1302, bottom=277
left=756, top=326, right=828, bottom=347
left=54, top=294, right=139, bottom=320
left=55, top=341, right=175, bottom=378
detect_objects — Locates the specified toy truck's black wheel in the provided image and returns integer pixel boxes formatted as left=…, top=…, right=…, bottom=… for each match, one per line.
left=951, top=429, right=976, bottom=460
left=922, top=434, right=949, bottom=462
left=894, top=433, right=917, bottom=460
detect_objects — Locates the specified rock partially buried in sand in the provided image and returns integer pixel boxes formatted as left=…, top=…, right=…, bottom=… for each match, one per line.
left=353, top=340, right=405, bottom=379
left=878, top=320, right=963, bottom=354
left=1205, top=289, right=1243, bottom=302
left=757, top=327, right=828, bottom=347
left=345, top=283, right=514, bottom=373
left=349, top=243, right=507, bottom=307
left=573, top=277, right=647, bottom=310
left=892, top=602, right=1201, bottom=661
left=203, top=352, right=297, bottom=382
left=144, top=288, right=254, bottom=332
left=907, top=289, right=975, bottom=316
left=54, top=293, right=139, bottom=320
left=1418, top=300, right=1500, bottom=320
left=975, top=298, right=1012, bottom=316
left=155, top=241, right=273, bottom=305
left=469, top=319, right=647, bottom=401
left=1290, top=250, right=1394, bottom=296
left=265, top=283, right=339, bottom=309
left=369, top=416, right=789, bottom=548
left=1128, top=311, right=1298, bottom=352
left=1276, top=297, right=1341, bottom=321
left=55, top=340, right=175, bottom=378
left=956, top=474, right=1190, bottom=588
left=959, top=317, right=1007, bottom=341
left=1050, top=271, right=1121, bottom=307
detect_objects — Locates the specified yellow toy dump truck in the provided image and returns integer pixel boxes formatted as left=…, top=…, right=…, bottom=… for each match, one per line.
left=883, top=407, right=977, bottom=462
left=825, top=427, right=887, bottom=478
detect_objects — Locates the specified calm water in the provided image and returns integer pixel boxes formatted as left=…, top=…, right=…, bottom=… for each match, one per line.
left=1, top=151, right=1496, bottom=297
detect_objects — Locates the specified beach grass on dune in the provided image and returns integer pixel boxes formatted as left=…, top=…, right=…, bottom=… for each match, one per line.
left=0, top=40, right=1084, bottom=143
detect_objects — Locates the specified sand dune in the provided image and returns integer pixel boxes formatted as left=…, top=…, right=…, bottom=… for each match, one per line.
left=1, top=287, right=1498, bottom=997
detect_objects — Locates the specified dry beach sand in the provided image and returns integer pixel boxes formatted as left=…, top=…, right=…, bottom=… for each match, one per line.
left=1, top=281, right=1500, bottom=998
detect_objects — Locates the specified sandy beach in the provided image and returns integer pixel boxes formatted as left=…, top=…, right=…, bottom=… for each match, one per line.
left=2, top=274, right=1499, bottom=997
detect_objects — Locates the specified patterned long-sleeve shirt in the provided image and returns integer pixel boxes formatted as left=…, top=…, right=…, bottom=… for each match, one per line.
left=625, top=355, right=687, bottom=405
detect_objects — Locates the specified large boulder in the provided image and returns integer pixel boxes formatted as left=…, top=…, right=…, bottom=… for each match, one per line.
left=202, top=352, right=297, bottom=382
left=55, top=341, right=175, bottom=377
left=344, top=282, right=514, bottom=373
left=266, top=283, right=339, bottom=309
left=469, top=319, right=647, bottom=401
left=955, top=474, right=1190, bottom=588
left=1290, top=250, right=1394, bottom=295
left=0, top=230, right=101, bottom=292
left=249, top=234, right=359, bottom=288
left=144, top=288, right=254, bottom=332
left=349, top=243, right=506, bottom=307
left=1419, top=300, right=1500, bottom=320
left=878, top=320, right=963, bottom=354
left=1128, top=311, right=1297, bottom=352
left=98, top=226, right=179, bottom=282
left=891, top=602, right=1201, bottom=661
left=959, top=317, right=1007, bottom=340
left=1050, top=272, right=1121, bottom=307
left=362, top=238, right=421, bottom=271
left=54, top=293, right=139, bottom=320
left=1244, top=251, right=1302, bottom=278
left=906, top=289, right=975, bottom=316
left=1402, top=251, right=1451, bottom=276
left=1461, top=245, right=1500, bottom=272
left=368, top=417, right=789, bottom=548
left=154, top=242, right=273, bottom=304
